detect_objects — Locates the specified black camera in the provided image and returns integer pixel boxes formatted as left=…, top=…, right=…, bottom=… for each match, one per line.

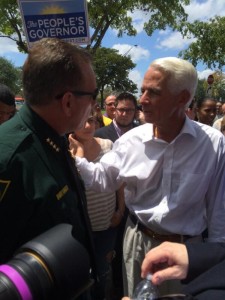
left=0, top=224, right=92, bottom=300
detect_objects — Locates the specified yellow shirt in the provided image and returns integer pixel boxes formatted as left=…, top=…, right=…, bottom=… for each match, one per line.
left=103, top=115, right=112, bottom=126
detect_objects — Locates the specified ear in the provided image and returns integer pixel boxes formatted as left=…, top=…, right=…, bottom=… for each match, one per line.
left=61, top=92, right=74, bottom=117
left=195, top=107, right=199, bottom=115
left=178, top=90, right=191, bottom=107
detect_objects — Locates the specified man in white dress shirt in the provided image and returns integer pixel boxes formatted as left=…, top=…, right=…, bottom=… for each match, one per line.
left=70, top=57, right=225, bottom=297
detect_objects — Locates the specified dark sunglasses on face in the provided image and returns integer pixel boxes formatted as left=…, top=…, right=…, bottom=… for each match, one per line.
left=55, top=88, right=99, bottom=100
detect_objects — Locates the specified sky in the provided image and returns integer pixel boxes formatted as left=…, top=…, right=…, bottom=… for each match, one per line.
left=1, top=0, right=225, bottom=95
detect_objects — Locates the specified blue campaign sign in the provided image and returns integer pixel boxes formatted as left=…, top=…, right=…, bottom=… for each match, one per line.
left=17, top=0, right=90, bottom=48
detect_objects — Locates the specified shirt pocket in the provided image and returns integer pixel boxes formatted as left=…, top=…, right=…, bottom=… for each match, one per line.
left=171, top=171, right=211, bottom=205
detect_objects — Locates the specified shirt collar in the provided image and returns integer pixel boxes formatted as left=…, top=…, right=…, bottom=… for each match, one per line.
left=113, top=119, right=134, bottom=137
left=179, top=116, right=197, bottom=138
left=141, top=116, right=197, bottom=144
left=113, top=119, right=122, bottom=137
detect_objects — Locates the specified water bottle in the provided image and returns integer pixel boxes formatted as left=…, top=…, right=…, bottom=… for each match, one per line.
left=132, top=273, right=159, bottom=300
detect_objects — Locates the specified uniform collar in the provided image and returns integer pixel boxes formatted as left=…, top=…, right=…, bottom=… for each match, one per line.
left=18, top=104, right=63, bottom=153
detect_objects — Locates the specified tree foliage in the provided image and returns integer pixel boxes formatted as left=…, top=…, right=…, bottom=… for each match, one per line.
left=0, top=57, right=22, bottom=94
left=2, top=1, right=225, bottom=75
left=195, top=79, right=206, bottom=102
left=195, top=72, right=225, bottom=102
left=179, top=16, right=225, bottom=69
left=93, top=47, right=137, bottom=107
left=88, top=0, right=189, bottom=52
left=0, top=0, right=189, bottom=53
left=207, top=71, right=225, bottom=101
left=0, top=0, right=27, bottom=52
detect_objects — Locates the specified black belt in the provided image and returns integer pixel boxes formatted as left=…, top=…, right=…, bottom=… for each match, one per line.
left=129, top=213, right=192, bottom=243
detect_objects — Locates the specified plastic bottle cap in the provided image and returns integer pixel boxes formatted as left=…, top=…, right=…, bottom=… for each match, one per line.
left=146, top=273, right=152, bottom=281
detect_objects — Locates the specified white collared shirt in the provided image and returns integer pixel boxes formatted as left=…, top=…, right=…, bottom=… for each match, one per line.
left=76, top=117, right=225, bottom=242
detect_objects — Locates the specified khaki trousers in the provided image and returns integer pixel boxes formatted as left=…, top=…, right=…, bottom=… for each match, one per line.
left=122, top=216, right=201, bottom=297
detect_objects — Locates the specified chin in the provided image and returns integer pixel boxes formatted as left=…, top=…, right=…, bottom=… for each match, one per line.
left=143, top=112, right=152, bottom=118
left=143, top=116, right=153, bottom=123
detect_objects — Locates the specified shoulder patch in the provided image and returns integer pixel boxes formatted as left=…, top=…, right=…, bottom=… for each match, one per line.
left=0, top=180, right=11, bottom=202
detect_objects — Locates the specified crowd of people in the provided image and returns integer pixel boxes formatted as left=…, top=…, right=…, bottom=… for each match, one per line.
left=0, top=37, right=225, bottom=300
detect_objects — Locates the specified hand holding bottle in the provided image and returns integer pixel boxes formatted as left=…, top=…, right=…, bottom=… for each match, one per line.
left=132, top=273, right=159, bottom=300
left=141, top=242, right=189, bottom=285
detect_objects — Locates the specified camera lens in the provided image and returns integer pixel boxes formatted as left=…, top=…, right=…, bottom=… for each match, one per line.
left=0, top=224, right=91, bottom=300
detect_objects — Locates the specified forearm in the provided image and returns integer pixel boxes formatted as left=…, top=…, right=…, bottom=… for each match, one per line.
left=75, top=156, right=122, bottom=192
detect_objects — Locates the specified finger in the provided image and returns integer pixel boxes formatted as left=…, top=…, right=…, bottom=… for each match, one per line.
left=151, top=266, right=183, bottom=285
left=68, top=133, right=75, bottom=141
left=141, top=251, right=168, bottom=278
left=68, top=135, right=75, bottom=146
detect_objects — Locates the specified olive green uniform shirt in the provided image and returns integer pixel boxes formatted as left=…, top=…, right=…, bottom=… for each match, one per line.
left=0, top=104, right=93, bottom=265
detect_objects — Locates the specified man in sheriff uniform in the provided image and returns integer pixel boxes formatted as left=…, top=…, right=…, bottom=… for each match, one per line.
left=0, top=38, right=98, bottom=299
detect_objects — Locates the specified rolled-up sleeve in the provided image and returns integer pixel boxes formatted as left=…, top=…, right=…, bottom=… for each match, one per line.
left=75, top=149, right=123, bottom=192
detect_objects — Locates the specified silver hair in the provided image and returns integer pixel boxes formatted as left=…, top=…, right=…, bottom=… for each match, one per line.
left=150, top=57, right=198, bottom=108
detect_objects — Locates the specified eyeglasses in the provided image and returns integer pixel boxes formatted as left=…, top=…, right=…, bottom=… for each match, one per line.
left=55, top=88, right=99, bottom=100
left=105, top=102, right=115, bottom=107
left=116, top=108, right=135, bottom=114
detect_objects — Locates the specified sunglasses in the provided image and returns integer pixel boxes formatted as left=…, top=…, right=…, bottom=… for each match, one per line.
left=55, top=88, right=99, bottom=100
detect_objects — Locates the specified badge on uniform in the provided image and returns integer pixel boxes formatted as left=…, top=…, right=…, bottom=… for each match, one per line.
left=56, top=185, right=69, bottom=201
left=0, top=180, right=11, bottom=202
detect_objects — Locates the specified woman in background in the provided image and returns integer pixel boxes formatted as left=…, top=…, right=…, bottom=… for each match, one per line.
left=69, top=112, right=125, bottom=300
left=196, top=97, right=217, bottom=126
left=185, top=98, right=197, bottom=121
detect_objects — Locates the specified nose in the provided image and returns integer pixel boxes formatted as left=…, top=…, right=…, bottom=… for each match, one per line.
left=140, top=92, right=149, bottom=105
left=85, top=122, right=90, bottom=129
left=121, top=110, right=127, bottom=115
